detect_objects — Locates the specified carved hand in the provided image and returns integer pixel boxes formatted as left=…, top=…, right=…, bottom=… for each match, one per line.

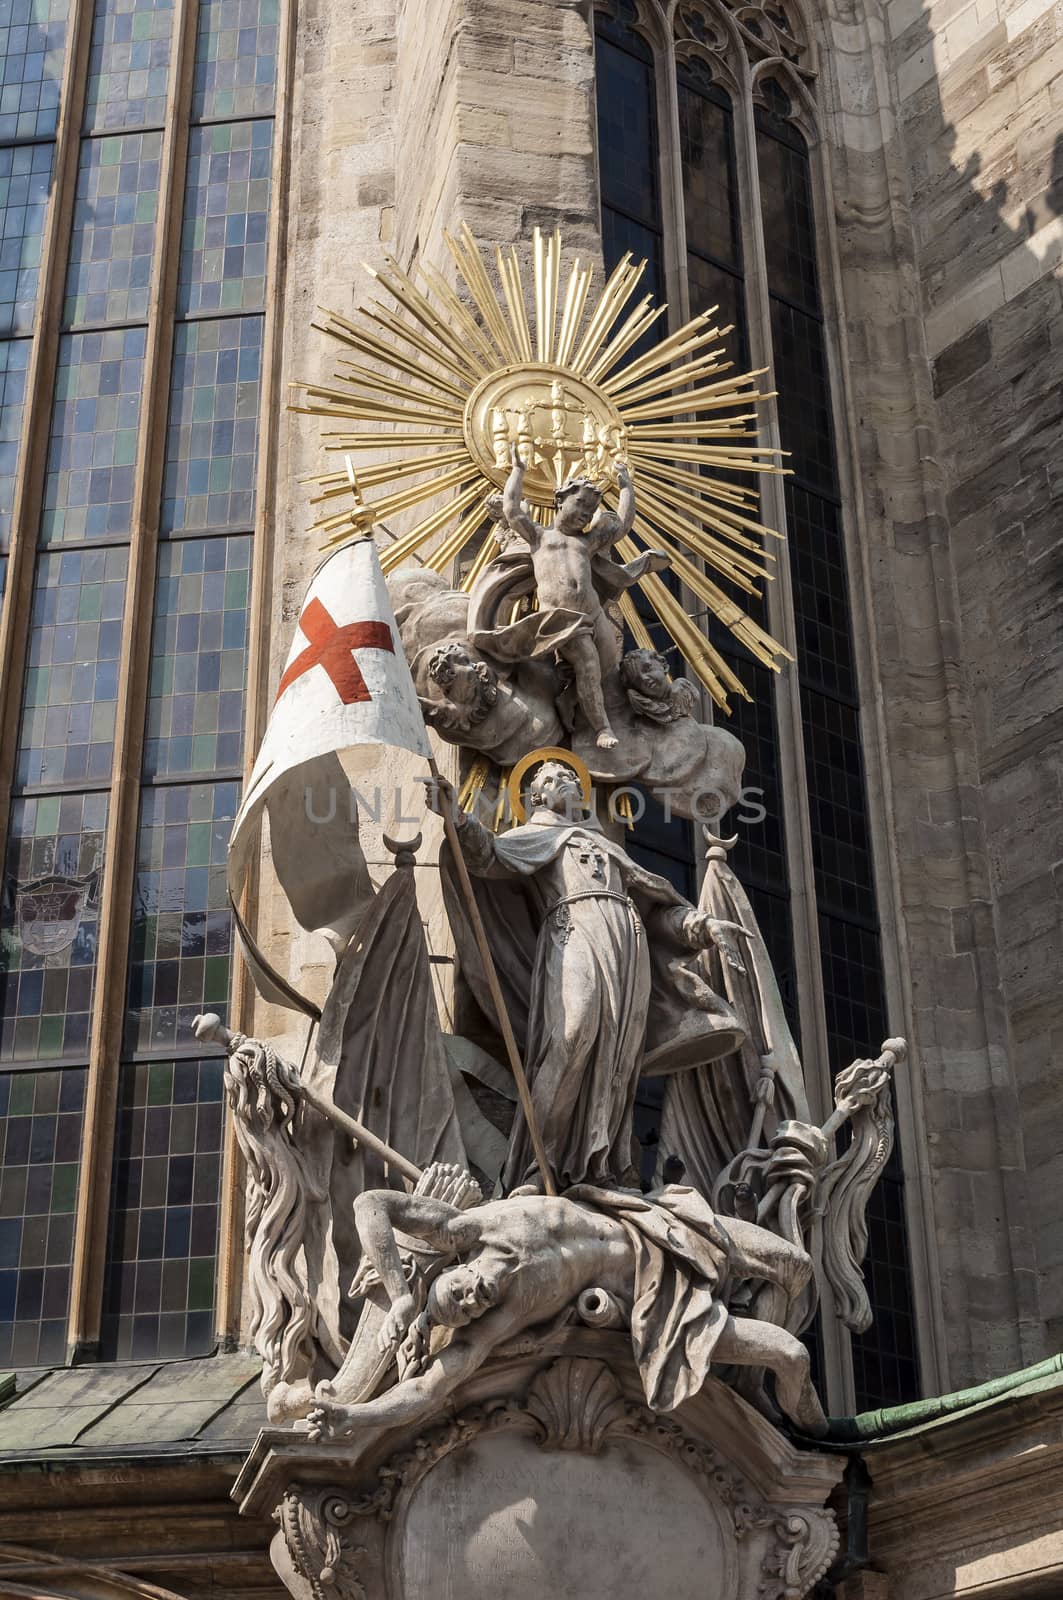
left=690, top=913, right=752, bottom=972
left=378, top=1291, right=418, bottom=1356
left=421, top=774, right=464, bottom=828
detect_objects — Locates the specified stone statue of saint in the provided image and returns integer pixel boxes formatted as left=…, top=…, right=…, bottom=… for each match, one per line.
left=425, top=760, right=751, bottom=1193
left=469, top=446, right=669, bottom=750
left=306, top=1169, right=827, bottom=1441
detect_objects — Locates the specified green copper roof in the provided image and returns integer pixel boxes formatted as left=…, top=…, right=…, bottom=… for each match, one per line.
left=825, top=1353, right=1063, bottom=1444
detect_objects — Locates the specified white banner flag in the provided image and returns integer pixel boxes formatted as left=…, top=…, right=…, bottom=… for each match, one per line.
left=228, top=538, right=431, bottom=1012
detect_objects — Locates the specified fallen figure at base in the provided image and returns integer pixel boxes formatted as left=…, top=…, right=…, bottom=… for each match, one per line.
left=306, top=1170, right=827, bottom=1441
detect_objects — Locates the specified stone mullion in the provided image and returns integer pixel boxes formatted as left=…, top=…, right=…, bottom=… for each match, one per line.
left=66, top=0, right=202, bottom=1360
left=726, top=57, right=853, bottom=1414
left=803, top=98, right=946, bottom=1402
left=214, top=0, right=300, bottom=1347
left=0, top=0, right=96, bottom=873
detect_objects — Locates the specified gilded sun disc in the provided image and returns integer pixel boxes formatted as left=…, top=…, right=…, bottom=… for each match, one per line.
left=463, top=362, right=628, bottom=502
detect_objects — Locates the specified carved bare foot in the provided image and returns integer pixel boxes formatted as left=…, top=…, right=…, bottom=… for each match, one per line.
left=596, top=727, right=619, bottom=750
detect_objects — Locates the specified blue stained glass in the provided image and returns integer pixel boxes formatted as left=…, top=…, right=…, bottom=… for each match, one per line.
left=64, top=130, right=161, bottom=327
left=160, top=316, right=261, bottom=532
left=0, top=0, right=68, bottom=143
left=100, top=1056, right=223, bottom=1360
left=0, top=142, right=53, bottom=336
left=144, top=534, right=250, bottom=778
left=124, top=780, right=237, bottom=1054
left=83, top=0, right=174, bottom=134
left=178, top=121, right=271, bottom=315
left=0, top=1066, right=85, bottom=1368
left=15, top=545, right=127, bottom=787
left=192, top=0, right=277, bottom=120
left=40, top=325, right=145, bottom=544
left=0, top=793, right=107, bottom=1064
left=0, top=339, right=30, bottom=550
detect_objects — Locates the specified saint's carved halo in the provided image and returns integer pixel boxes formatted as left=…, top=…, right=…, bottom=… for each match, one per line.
left=507, top=746, right=594, bottom=824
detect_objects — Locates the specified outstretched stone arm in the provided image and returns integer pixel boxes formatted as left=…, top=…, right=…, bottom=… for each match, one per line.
left=422, top=776, right=516, bottom=878
left=503, top=445, right=540, bottom=546
left=587, top=462, right=637, bottom=550
left=354, top=1189, right=485, bottom=1302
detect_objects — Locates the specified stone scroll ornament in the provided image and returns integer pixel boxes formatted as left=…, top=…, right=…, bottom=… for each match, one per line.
left=212, top=227, right=912, bottom=1600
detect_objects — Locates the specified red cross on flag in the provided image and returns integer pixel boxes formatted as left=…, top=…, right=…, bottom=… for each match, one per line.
left=227, top=538, right=431, bottom=1014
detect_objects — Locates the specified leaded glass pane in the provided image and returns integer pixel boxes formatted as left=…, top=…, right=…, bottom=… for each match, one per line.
left=177, top=120, right=271, bottom=316
left=0, top=0, right=68, bottom=143
left=99, top=1055, right=222, bottom=1360
left=686, top=253, right=745, bottom=364
left=125, top=780, right=237, bottom=1054
left=801, top=689, right=875, bottom=921
left=595, top=32, right=660, bottom=229
left=851, top=1172, right=920, bottom=1408
left=64, top=130, right=161, bottom=327
left=83, top=0, right=173, bottom=133
left=0, top=1065, right=85, bottom=1366
left=678, top=78, right=739, bottom=271
left=192, top=0, right=277, bottom=120
left=0, top=141, right=52, bottom=335
left=0, top=338, right=29, bottom=549
left=40, top=325, right=145, bottom=544
left=0, top=792, right=106, bottom=1062
left=756, top=113, right=819, bottom=315
left=160, top=315, right=261, bottom=532
left=770, top=299, right=837, bottom=497
left=15, top=545, right=127, bottom=787
left=786, top=483, right=856, bottom=700
left=143, top=534, right=250, bottom=779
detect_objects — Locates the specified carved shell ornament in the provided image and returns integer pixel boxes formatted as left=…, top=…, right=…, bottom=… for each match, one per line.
left=291, top=224, right=795, bottom=714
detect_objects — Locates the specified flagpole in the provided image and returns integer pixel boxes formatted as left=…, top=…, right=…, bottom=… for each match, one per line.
left=428, top=753, right=558, bottom=1199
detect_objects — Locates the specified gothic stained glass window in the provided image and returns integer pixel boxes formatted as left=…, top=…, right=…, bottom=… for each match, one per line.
left=40, top=326, right=146, bottom=544
left=83, top=0, right=175, bottom=134
left=64, top=130, right=162, bottom=329
left=99, top=1055, right=224, bottom=1360
left=192, top=0, right=278, bottom=121
left=177, top=121, right=272, bottom=316
left=593, top=0, right=921, bottom=1409
left=0, top=0, right=68, bottom=144
left=0, top=1065, right=86, bottom=1366
left=142, top=534, right=250, bottom=780
left=0, top=141, right=53, bottom=336
left=0, top=338, right=29, bottom=548
left=0, top=793, right=107, bottom=1063
left=160, top=316, right=262, bottom=533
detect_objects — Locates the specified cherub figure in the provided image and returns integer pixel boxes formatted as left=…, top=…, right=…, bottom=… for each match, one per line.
left=473, top=446, right=669, bottom=750
left=619, top=647, right=699, bottom=725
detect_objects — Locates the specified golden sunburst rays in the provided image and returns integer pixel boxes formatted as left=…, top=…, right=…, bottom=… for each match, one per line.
left=291, top=222, right=794, bottom=712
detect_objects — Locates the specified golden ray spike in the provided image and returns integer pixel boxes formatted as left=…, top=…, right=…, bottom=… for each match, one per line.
left=629, top=485, right=772, bottom=585
left=447, top=225, right=523, bottom=362
left=534, top=228, right=546, bottom=362
left=368, top=255, right=489, bottom=381
left=629, top=519, right=784, bottom=666
left=634, top=456, right=770, bottom=517
left=617, top=592, right=655, bottom=651
left=534, top=227, right=560, bottom=363
left=599, top=309, right=722, bottom=392
left=630, top=457, right=781, bottom=537
left=616, top=374, right=775, bottom=424
left=630, top=463, right=776, bottom=559
left=362, top=302, right=479, bottom=389
left=629, top=442, right=785, bottom=472
left=570, top=255, right=645, bottom=374
left=323, top=431, right=464, bottom=448
left=379, top=483, right=485, bottom=572
left=296, top=392, right=461, bottom=426
left=613, top=367, right=767, bottom=410
left=418, top=260, right=506, bottom=370
left=635, top=416, right=761, bottom=438
left=308, top=448, right=471, bottom=502
left=460, top=530, right=499, bottom=592
left=555, top=260, right=591, bottom=368
left=616, top=548, right=746, bottom=709
left=315, top=318, right=470, bottom=401
left=624, top=491, right=760, bottom=593
left=330, top=356, right=467, bottom=409
left=496, top=244, right=534, bottom=361
left=458, top=757, right=490, bottom=813
left=424, top=504, right=489, bottom=574
left=319, top=461, right=475, bottom=544
left=299, top=378, right=463, bottom=418
left=625, top=461, right=771, bottom=541
left=585, top=298, right=666, bottom=385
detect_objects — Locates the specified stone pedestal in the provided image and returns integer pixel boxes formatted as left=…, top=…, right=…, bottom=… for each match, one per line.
left=234, top=1332, right=843, bottom=1600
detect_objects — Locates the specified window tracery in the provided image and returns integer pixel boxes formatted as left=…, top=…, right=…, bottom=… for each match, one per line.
left=594, top=0, right=921, bottom=1413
